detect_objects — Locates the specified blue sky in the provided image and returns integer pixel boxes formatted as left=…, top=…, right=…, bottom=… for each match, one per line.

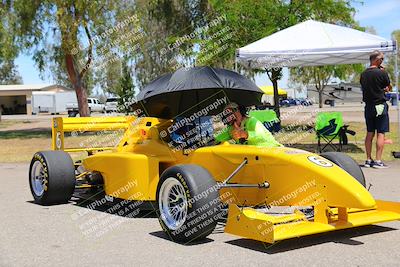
left=15, top=0, right=400, bottom=90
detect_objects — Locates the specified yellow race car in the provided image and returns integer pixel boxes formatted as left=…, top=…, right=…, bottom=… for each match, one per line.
left=29, top=67, right=400, bottom=244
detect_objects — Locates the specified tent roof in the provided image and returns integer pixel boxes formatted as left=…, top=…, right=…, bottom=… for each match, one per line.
left=237, top=20, right=397, bottom=68
left=259, top=85, right=287, bottom=96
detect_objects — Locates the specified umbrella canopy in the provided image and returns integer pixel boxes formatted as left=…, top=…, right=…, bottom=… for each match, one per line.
left=134, top=66, right=263, bottom=119
left=237, top=20, right=397, bottom=68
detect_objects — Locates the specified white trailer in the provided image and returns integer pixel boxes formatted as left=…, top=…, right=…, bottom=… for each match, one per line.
left=32, top=91, right=77, bottom=114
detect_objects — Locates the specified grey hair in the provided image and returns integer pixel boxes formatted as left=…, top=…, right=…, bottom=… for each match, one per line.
left=369, top=50, right=383, bottom=62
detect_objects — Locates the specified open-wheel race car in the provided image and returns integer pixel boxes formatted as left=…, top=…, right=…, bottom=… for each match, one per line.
left=29, top=67, right=400, bottom=244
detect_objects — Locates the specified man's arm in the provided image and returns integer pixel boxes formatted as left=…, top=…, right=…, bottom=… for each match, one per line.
left=382, top=70, right=391, bottom=91
left=214, top=126, right=232, bottom=143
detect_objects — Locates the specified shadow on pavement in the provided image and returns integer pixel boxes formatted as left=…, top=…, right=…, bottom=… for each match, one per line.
left=26, top=200, right=72, bottom=207
left=149, top=230, right=214, bottom=245
left=27, top=197, right=158, bottom=218
left=73, top=195, right=158, bottom=218
left=225, top=225, right=397, bottom=254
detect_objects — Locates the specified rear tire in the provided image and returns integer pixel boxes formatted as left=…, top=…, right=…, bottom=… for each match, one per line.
left=320, top=152, right=366, bottom=187
left=156, top=164, right=222, bottom=243
left=29, top=151, right=76, bottom=205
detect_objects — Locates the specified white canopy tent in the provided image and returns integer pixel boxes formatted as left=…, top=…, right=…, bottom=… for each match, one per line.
left=237, top=20, right=399, bottom=143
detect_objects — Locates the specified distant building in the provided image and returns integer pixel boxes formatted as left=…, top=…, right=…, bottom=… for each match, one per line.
left=307, top=83, right=363, bottom=105
left=0, top=84, right=73, bottom=115
left=285, top=86, right=308, bottom=99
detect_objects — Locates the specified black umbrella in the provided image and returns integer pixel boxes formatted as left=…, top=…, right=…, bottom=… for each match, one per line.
left=134, top=66, right=263, bottom=119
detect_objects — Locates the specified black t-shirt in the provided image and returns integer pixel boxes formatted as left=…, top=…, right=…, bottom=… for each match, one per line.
left=360, top=67, right=390, bottom=105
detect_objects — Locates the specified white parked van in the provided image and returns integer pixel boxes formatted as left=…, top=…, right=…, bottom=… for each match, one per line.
left=32, top=91, right=77, bottom=115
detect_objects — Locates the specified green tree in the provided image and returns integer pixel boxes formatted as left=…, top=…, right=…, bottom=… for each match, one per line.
left=0, top=1, right=18, bottom=62
left=386, top=30, right=400, bottom=89
left=200, top=0, right=358, bottom=116
left=96, top=61, right=122, bottom=95
left=116, top=59, right=135, bottom=114
left=8, top=0, right=138, bottom=116
left=0, top=60, right=23, bottom=84
left=133, top=0, right=210, bottom=88
left=6, top=0, right=206, bottom=109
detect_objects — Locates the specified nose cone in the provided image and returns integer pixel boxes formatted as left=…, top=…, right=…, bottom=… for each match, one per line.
left=316, top=166, right=376, bottom=209
left=289, top=153, right=377, bottom=209
left=347, top=183, right=376, bottom=208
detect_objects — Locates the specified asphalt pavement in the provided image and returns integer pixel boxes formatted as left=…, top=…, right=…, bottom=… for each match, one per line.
left=1, top=162, right=400, bottom=267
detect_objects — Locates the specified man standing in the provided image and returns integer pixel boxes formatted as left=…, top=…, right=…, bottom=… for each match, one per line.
left=360, top=50, right=392, bottom=168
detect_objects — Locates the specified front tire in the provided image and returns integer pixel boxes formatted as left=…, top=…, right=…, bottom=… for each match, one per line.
left=29, top=151, right=76, bottom=205
left=156, top=164, right=222, bottom=243
left=320, top=152, right=366, bottom=187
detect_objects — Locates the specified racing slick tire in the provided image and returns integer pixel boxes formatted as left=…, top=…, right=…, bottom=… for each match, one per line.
left=320, top=152, right=366, bottom=187
left=29, top=151, right=76, bottom=205
left=156, top=164, right=222, bottom=243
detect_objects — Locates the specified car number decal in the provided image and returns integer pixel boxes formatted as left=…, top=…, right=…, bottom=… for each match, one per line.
left=307, top=156, right=333, bottom=167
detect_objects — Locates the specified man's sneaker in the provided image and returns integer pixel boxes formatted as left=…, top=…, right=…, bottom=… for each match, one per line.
left=364, top=159, right=373, bottom=168
left=371, top=161, right=388, bottom=169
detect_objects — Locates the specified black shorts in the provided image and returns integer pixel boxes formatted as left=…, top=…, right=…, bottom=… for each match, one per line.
left=364, top=102, right=389, bottom=133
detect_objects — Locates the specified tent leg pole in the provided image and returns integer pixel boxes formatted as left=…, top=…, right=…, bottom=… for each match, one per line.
left=395, top=47, right=399, bottom=145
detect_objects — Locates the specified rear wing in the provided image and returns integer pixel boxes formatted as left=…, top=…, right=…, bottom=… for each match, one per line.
left=51, top=116, right=135, bottom=153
